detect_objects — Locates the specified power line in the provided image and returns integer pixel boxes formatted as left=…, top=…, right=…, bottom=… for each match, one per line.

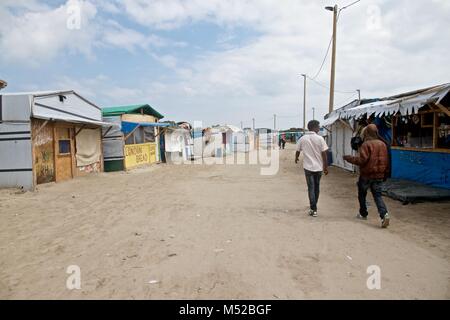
left=341, top=0, right=361, bottom=10
left=309, top=0, right=362, bottom=80
left=310, top=11, right=341, bottom=80
left=307, top=76, right=356, bottom=94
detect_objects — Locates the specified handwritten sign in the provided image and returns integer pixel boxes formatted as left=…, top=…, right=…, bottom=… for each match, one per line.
left=124, top=143, right=157, bottom=169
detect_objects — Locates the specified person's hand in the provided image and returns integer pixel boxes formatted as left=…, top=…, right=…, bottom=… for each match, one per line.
left=323, top=168, right=329, bottom=176
left=343, top=155, right=351, bottom=162
left=295, top=158, right=299, bottom=164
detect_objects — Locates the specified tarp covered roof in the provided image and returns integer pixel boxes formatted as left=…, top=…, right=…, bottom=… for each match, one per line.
left=102, top=104, right=164, bottom=119
left=323, top=83, right=450, bottom=126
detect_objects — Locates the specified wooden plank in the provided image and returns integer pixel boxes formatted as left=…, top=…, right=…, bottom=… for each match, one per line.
left=75, top=124, right=86, bottom=136
left=435, top=103, right=450, bottom=117
left=338, top=119, right=354, bottom=132
left=122, top=113, right=157, bottom=123
left=33, top=119, right=49, bottom=138
left=124, top=124, right=140, bottom=141
left=54, top=126, right=73, bottom=182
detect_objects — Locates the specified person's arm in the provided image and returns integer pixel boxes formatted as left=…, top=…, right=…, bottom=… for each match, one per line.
left=321, top=138, right=329, bottom=175
left=322, top=151, right=328, bottom=175
left=344, top=143, right=370, bottom=166
left=295, top=140, right=301, bottom=163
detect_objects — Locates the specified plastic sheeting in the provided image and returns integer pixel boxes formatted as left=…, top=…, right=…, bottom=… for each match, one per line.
left=76, top=128, right=101, bottom=167
left=323, top=84, right=450, bottom=125
left=391, top=149, right=450, bottom=190
left=121, top=121, right=170, bottom=134
left=341, top=84, right=450, bottom=120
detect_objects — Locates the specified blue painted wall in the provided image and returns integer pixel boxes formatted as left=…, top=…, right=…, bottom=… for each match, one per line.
left=391, top=149, right=450, bottom=189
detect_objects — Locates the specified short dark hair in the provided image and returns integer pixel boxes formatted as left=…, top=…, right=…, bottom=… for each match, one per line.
left=307, top=120, right=320, bottom=131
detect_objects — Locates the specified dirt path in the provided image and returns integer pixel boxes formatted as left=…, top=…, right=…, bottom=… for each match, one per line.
left=1, top=144, right=449, bottom=299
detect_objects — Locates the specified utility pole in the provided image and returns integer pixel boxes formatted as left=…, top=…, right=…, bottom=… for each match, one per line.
left=273, top=114, right=277, bottom=131
left=252, top=118, right=255, bottom=130
left=301, top=74, right=307, bottom=131
left=312, top=107, right=315, bottom=120
left=240, top=121, right=243, bottom=129
left=327, top=4, right=338, bottom=113
left=357, top=89, right=361, bottom=101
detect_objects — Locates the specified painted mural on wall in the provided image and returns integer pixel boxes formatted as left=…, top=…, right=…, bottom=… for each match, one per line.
left=32, top=120, right=55, bottom=184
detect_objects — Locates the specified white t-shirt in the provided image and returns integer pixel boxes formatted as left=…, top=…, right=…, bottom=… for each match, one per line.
left=296, top=131, right=329, bottom=172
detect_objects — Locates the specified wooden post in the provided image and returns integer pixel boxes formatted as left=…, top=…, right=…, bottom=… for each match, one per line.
left=328, top=4, right=338, bottom=113
left=302, top=74, right=307, bottom=130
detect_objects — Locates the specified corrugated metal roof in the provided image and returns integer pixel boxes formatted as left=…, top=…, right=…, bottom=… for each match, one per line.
left=102, top=104, right=164, bottom=119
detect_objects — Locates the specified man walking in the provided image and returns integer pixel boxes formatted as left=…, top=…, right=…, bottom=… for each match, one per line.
left=295, top=120, right=328, bottom=217
left=344, top=124, right=391, bottom=228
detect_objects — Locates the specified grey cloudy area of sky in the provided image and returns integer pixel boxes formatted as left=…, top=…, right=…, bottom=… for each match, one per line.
left=0, top=0, right=449, bottom=129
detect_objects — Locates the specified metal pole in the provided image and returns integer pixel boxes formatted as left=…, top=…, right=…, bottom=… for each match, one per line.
left=328, top=4, right=338, bottom=113
left=312, top=107, right=315, bottom=120
left=357, top=89, right=361, bottom=101
left=301, top=74, right=307, bottom=131
left=273, top=114, right=277, bottom=130
left=252, top=118, right=255, bottom=130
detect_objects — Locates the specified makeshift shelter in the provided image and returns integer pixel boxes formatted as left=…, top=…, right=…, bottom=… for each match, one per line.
left=0, top=90, right=114, bottom=190
left=160, top=122, right=193, bottom=163
left=323, top=83, right=450, bottom=189
left=255, top=128, right=274, bottom=149
left=102, top=104, right=168, bottom=171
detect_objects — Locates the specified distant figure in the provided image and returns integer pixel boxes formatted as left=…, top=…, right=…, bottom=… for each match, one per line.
left=295, top=120, right=329, bottom=217
left=279, top=133, right=286, bottom=149
left=344, top=124, right=391, bottom=228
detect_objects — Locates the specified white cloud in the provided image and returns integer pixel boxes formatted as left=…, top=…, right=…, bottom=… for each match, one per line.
left=115, top=0, right=450, bottom=126
left=1, top=0, right=449, bottom=128
left=0, top=0, right=99, bottom=66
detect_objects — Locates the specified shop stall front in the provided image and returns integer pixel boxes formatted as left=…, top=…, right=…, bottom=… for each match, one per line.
left=102, top=104, right=168, bottom=171
left=323, top=83, right=450, bottom=189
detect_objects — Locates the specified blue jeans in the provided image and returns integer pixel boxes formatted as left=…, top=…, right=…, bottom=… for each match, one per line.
left=304, top=169, right=322, bottom=211
left=358, top=177, right=388, bottom=219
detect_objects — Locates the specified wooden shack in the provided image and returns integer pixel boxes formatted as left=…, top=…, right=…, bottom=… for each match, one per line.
left=0, top=90, right=115, bottom=190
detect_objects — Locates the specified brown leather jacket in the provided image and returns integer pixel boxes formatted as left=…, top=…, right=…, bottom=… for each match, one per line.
left=346, top=125, right=389, bottom=180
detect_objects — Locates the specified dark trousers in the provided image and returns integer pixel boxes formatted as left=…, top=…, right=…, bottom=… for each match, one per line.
left=357, top=177, right=388, bottom=219
left=304, top=169, right=322, bottom=211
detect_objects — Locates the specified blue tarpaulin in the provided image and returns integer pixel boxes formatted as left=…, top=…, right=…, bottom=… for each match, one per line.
left=391, top=149, right=450, bottom=189
left=121, top=121, right=170, bottom=134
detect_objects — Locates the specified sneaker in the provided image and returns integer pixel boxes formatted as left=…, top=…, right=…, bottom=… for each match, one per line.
left=312, top=211, right=318, bottom=217
left=356, top=214, right=368, bottom=220
left=381, top=213, right=390, bottom=228
left=308, top=209, right=314, bottom=216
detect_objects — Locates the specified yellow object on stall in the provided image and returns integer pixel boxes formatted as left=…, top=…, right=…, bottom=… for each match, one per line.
left=124, top=143, right=157, bottom=169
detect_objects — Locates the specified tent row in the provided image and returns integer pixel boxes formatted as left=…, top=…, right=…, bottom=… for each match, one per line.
left=322, top=83, right=450, bottom=189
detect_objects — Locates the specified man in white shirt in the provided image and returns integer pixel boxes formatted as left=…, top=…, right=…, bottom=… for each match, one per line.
left=295, top=120, right=329, bottom=217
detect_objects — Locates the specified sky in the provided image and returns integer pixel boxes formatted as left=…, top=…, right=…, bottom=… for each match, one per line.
left=0, top=0, right=449, bottom=129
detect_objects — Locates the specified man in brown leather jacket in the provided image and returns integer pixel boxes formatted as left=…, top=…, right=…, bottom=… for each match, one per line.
left=344, top=124, right=391, bottom=228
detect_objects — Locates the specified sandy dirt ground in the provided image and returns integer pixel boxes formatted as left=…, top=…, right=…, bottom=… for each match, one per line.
left=1, top=143, right=449, bottom=299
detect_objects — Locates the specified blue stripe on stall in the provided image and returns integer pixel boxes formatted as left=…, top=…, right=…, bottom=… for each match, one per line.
left=121, top=121, right=170, bottom=134
left=391, top=149, right=450, bottom=189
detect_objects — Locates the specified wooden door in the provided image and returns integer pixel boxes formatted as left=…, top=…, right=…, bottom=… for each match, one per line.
left=54, top=126, right=73, bottom=182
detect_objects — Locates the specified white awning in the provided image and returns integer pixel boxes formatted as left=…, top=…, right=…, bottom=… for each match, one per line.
left=340, top=84, right=450, bottom=119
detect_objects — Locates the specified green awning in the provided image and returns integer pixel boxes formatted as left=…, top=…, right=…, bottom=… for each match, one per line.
left=102, top=104, right=164, bottom=119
